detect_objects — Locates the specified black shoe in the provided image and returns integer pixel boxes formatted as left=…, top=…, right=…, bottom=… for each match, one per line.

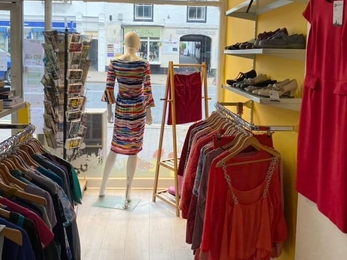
left=226, top=69, right=257, bottom=85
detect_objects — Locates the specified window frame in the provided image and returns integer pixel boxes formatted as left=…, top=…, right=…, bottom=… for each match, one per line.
left=133, top=4, right=154, bottom=21
left=186, top=6, right=207, bottom=23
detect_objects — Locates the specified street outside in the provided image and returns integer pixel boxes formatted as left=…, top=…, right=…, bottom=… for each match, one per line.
left=0, top=57, right=218, bottom=179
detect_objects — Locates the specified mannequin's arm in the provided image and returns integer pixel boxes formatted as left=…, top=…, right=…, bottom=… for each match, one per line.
left=146, top=107, right=153, bottom=125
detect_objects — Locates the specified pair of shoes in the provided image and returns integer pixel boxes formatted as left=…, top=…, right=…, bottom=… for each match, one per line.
left=256, top=79, right=297, bottom=97
left=225, top=39, right=255, bottom=50
left=258, top=33, right=306, bottom=49
left=244, top=80, right=277, bottom=92
left=254, top=28, right=288, bottom=48
left=226, top=69, right=257, bottom=85
left=233, top=74, right=268, bottom=89
left=252, top=79, right=290, bottom=95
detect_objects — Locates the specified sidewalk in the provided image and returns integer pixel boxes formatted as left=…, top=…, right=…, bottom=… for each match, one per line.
left=86, top=70, right=215, bottom=86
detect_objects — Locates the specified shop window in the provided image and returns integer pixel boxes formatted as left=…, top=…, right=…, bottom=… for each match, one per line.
left=138, top=38, right=160, bottom=62
left=187, top=6, right=207, bottom=22
left=134, top=4, right=153, bottom=21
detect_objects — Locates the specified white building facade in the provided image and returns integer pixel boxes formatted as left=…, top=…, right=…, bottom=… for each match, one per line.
left=0, top=1, right=220, bottom=75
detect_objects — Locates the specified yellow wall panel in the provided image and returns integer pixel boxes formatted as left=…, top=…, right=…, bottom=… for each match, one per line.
left=224, top=1, right=308, bottom=259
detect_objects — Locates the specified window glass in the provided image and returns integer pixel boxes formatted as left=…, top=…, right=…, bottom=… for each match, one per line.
left=134, top=4, right=153, bottom=20
left=20, top=1, right=220, bottom=180
left=138, top=40, right=160, bottom=62
left=188, top=6, right=206, bottom=22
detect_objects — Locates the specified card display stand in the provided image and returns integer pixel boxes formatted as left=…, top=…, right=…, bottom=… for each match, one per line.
left=40, top=30, right=92, bottom=161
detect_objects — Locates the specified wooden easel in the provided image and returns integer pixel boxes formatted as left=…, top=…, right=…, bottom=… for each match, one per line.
left=152, top=61, right=209, bottom=217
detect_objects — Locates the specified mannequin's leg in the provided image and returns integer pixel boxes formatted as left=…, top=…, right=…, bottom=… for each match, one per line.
left=123, top=154, right=138, bottom=209
left=99, top=151, right=117, bottom=196
left=107, top=103, right=113, bottom=123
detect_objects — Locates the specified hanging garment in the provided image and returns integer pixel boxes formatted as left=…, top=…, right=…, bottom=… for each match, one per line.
left=0, top=197, right=55, bottom=249
left=177, top=121, right=206, bottom=177
left=0, top=218, right=35, bottom=260
left=200, top=150, right=286, bottom=260
left=219, top=157, right=286, bottom=260
left=167, top=72, right=203, bottom=125
left=103, top=59, right=155, bottom=155
left=190, top=134, right=274, bottom=251
left=297, top=0, right=347, bottom=232
left=180, top=129, right=222, bottom=219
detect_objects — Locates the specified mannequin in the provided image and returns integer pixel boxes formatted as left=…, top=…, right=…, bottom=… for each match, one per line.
left=99, top=32, right=155, bottom=209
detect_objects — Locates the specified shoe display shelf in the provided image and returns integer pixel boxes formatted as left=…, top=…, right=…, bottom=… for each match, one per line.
left=222, top=84, right=301, bottom=111
left=224, top=48, right=305, bottom=61
left=224, top=0, right=305, bottom=112
left=226, top=0, right=308, bottom=21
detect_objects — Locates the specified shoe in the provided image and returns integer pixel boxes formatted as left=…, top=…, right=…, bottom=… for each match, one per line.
left=239, top=39, right=256, bottom=49
left=245, top=80, right=277, bottom=92
left=257, top=79, right=297, bottom=97
left=238, top=74, right=268, bottom=89
left=226, top=69, right=257, bottom=85
left=225, top=42, right=242, bottom=50
left=244, top=85, right=262, bottom=92
left=253, top=28, right=288, bottom=48
left=252, top=79, right=289, bottom=95
left=258, top=33, right=306, bottom=49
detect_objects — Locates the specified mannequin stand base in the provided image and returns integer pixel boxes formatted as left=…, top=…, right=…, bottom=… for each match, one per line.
left=92, top=195, right=141, bottom=211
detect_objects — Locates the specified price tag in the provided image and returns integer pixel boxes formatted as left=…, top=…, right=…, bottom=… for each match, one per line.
left=269, top=90, right=281, bottom=102
left=333, top=1, right=344, bottom=26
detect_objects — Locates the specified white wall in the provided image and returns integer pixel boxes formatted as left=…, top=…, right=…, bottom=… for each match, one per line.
left=295, top=194, right=347, bottom=260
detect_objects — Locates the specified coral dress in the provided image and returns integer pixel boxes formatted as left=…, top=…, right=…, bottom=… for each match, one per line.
left=103, top=59, right=155, bottom=155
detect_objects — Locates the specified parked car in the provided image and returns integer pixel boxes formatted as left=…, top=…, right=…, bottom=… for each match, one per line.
left=0, top=48, right=11, bottom=84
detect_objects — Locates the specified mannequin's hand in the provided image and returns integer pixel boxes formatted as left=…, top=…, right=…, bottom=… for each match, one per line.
left=146, top=108, right=153, bottom=125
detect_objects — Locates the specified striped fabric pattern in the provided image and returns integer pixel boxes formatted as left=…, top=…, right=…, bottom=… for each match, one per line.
left=104, top=59, right=155, bottom=155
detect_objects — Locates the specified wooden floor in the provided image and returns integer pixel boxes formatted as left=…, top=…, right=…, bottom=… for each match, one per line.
left=76, top=189, right=194, bottom=260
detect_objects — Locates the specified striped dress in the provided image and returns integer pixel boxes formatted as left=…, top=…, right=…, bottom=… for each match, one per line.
left=103, top=59, right=155, bottom=155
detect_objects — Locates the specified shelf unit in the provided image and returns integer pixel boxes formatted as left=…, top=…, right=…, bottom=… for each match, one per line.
left=224, top=48, right=306, bottom=61
left=224, top=0, right=306, bottom=111
left=226, top=0, right=308, bottom=20
left=222, top=85, right=301, bottom=111
left=0, top=102, right=27, bottom=118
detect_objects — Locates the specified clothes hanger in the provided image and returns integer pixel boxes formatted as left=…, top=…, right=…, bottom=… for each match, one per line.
left=1, top=226, right=23, bottom=246
left=216, top=134, right=281, bottom=168
left=0, top=176, right=47, bottom=206
left=0, top=163, right=27, bottom=190
left=0, top=169, right=10, bottom=186
left=15, top=150, right=39, bottom=168
left=0, top=207, right=10, bottom=219
left=29, top=138, right=46, bottom=153
left=2, top=155, right=27, bottom=173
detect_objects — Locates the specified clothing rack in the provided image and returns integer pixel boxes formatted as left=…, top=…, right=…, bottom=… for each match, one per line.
left=152, top=61, right=209, bottom=217
left=0, top=124, right=35, bottom=155
left=216, top=102, right=296, bottom=132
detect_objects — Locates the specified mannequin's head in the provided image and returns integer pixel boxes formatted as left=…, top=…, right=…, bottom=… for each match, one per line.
left=124, top=32, right=140, bottom=51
